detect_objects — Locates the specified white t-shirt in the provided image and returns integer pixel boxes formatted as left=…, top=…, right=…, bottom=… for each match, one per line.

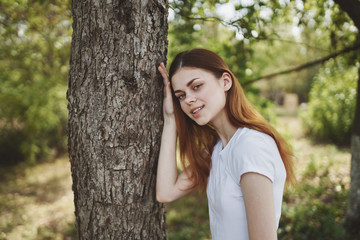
left=206, top=127, right=286, bottom=240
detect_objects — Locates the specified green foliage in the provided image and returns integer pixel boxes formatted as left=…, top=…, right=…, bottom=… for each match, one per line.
left=168, top=0, right=253, bottom=81
left=0, top=0, right=71, bottom=163
left=300, top=59, right=357, bottom=145
left=279, top=159, right=348, bottom=240
left=291, top=0, right=358, bottom=52
left=246, top=88, right=276, bottom=122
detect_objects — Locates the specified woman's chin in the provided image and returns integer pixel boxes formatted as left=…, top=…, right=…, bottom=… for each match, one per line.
left=193, top=118, right=210, bottom=126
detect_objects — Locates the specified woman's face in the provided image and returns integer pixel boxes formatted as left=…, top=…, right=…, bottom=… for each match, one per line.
left=171, top=67, right=232, bottom=126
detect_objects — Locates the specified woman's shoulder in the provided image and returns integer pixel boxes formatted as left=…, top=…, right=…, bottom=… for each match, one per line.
left=225, top=128, right=283, bottom=183
left=227, top=128, right=280, bottom=163
left=233, top=127, right=276, bottom=148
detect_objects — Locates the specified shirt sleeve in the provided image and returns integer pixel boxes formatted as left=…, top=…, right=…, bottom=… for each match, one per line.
left=227, top=133, right=278, bottom=184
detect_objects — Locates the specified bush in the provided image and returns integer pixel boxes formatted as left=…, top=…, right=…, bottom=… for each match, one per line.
left=300, top=59, right=357, bottom=145
left=0, top=0, right=71, bottom=164
left=0, top=129, right=26, bottom=166
left=245, top=87, right=276, bottom=123
left=279, top=159, right=348, bottom=240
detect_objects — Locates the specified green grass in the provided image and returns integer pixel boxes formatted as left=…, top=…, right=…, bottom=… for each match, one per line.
left=166, top=191, right=211, bottom=240
left=0, top=111, right=352, bottom=239
left=274, top=111, right=351, bottom=239
left=0, top=157, right=77, bottom=240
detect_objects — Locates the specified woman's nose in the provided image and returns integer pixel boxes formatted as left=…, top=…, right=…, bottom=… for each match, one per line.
left=185, top=94, right=196, bottom=104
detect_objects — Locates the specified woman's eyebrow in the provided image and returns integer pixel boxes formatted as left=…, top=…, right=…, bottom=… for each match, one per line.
left=186, top=78, right=199, bottom=87
left=174, top=78, right=199, bottom=94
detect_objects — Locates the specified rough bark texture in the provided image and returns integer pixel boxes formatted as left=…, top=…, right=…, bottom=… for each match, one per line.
left=67, top=0, right=168, bottom=239
left=333, top=0, right=360, bottom=237
left=346, top=66, right=360, bottom=238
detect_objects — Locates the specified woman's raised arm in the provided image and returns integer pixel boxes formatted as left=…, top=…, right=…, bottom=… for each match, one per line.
left=156, top=63, right=194, bottom=203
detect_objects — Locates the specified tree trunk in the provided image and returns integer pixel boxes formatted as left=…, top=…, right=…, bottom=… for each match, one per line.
left=346, top=66, right=360, bottom=238
left=333, top=0, right=360, bottom=30
left=67, top=1, right=168, bottom=239
left=333, top=0, right=360, bottom=237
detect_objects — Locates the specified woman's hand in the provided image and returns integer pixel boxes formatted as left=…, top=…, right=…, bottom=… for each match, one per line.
left=158, top=62, right=174, bottom=118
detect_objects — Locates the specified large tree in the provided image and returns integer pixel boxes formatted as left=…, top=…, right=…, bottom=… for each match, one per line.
left=67, top=0, right=168, bottom=238
left=333, top=0, right=360, bottom=235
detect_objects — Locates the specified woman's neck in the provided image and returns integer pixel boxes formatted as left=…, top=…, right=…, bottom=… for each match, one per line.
left=211, top=112, right=238, bottom=149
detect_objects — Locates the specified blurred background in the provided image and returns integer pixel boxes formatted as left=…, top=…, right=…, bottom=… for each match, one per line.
left=0, top=0, right=358, bottom=239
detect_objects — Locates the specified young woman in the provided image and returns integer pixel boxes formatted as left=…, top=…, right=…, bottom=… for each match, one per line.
left=156, top=48, right=294, bottom=240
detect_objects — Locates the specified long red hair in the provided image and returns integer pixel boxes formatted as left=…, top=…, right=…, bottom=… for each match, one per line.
left=169, top=48, right=295, bottom=191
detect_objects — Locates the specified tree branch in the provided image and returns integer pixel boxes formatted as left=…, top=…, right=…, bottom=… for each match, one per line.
left=256, top=37, right=330, bottom=52
left=243, top=42, right=360, bottom=86
left=170, top=5, right=230, bottom=25
left=170, top=5, right=331, bottom=52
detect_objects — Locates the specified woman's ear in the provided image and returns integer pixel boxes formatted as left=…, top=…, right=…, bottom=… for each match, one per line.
left=222, top=72, right=233, bottom=91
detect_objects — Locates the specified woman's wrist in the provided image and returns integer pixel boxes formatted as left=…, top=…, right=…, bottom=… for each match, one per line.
left=163, top=116, right=177, bottom=136
left=164, top=115, right=176, bottom=125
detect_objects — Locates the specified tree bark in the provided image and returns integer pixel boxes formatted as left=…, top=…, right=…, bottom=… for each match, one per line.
left=67, top=1, right=168, bottom=239
left=332, top=0, right=360, bottom=237
left=346, top=66, right=360, bottom=238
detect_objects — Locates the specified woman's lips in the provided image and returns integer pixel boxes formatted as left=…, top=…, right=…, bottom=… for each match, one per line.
left=191, top=105, right=204, bottom=118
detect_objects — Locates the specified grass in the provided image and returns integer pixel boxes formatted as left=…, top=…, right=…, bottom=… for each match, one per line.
left=0, top=157, right=77, bottom=240
left=0, top=110, right=352, bottom=239
left=166, top=191, right=211, bottom=240
left=272, top=112, right=351, bottom=239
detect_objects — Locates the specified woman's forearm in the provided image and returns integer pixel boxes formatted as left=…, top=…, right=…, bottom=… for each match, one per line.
left=156, top=116, right=194, bottom=203
left=156, top=117, right=178, bottom=203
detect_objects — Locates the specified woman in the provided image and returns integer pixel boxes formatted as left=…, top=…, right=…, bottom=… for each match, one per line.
left=156, top=48, right=294, bottom=240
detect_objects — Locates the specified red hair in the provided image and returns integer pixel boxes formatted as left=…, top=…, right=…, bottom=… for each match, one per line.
left=169, top=48, right=295, bottom=191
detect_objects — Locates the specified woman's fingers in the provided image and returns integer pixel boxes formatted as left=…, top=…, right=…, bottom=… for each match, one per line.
left=158, top=62, right=171, bottom=98
left=158, top=62, right=169, bottom=85
left=164, top=82, right=174, bottom=115
left=158, top=62, right=174, bottom=116
left=163, top=81, right=169, bottom=98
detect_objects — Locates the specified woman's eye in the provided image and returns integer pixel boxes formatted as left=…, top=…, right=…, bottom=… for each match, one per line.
left=177, top=94, right=185, bottom=100
left=193, top=84, right=201, bottom=90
